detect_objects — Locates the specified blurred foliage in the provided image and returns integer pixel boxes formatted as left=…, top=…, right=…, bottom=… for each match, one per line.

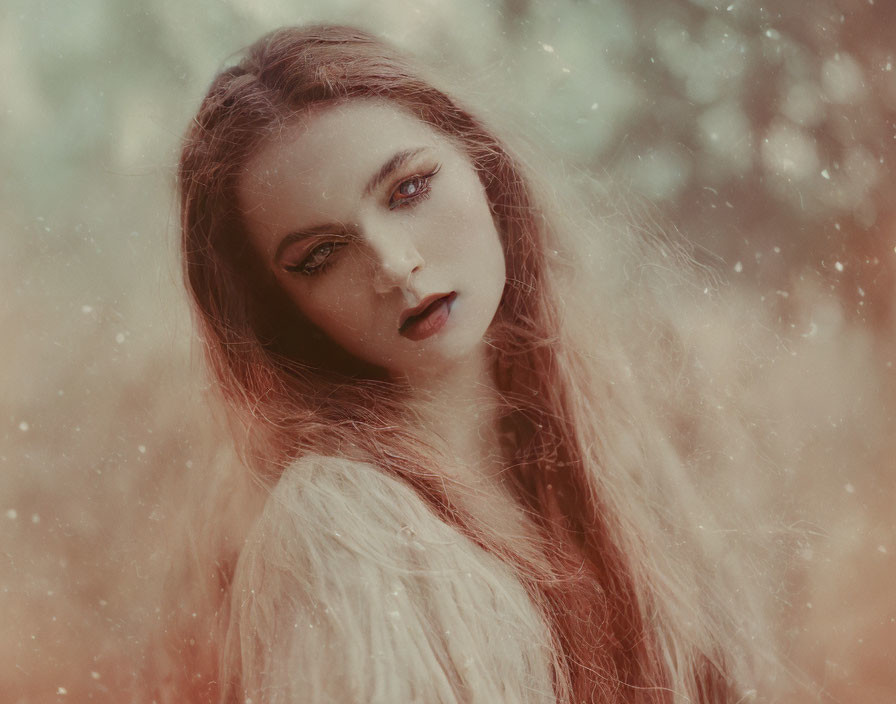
left=1, top=0, right=894, bottom=701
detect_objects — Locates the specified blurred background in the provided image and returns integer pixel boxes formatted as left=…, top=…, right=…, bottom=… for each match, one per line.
left=2, top=0, right=893, bottom=701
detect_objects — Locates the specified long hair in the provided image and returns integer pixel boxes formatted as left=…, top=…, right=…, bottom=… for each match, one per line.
left=177, top=25, right=769, bottom=703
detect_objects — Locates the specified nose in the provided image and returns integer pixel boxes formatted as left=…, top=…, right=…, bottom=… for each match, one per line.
left=367, top=226, right=425, bottom=294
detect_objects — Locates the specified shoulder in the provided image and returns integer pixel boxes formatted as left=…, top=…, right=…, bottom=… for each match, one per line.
left=264, top=452, right=429, bottom=523
left=239, top=453, right=526, bottom=606
left=249, top=453, right=458, bottom=559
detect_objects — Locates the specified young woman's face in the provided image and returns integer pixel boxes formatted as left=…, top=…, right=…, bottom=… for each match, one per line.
left=238, top=100, right=507, bottom=380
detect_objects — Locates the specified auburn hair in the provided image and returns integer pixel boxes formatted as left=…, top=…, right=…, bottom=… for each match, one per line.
left=178, top=25, right=766, bottom=703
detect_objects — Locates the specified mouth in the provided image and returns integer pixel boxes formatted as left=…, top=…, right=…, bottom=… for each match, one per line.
left=399, top=292, right=457, bottom=342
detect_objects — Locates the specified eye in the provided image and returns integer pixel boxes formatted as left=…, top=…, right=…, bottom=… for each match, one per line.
left=388, top=165, right=441, bottom=210
left=284, top=241, right=344, bottom=276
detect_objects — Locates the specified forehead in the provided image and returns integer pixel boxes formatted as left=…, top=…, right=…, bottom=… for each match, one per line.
left=240, top=99, right=445, bottom=196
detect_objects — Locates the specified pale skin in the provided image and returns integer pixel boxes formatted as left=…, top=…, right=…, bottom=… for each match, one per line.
left=238, top=99, right=521, bottom=506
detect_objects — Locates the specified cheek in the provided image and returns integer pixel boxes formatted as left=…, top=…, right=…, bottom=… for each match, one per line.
left=289, top=275, right=376, bottom=345
left=427, top=179, right=502, bottom=262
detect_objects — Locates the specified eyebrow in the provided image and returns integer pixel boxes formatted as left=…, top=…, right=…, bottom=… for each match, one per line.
left=273, top=147, right=429, bottom=264
left=363, top=147, right=427, bottom=197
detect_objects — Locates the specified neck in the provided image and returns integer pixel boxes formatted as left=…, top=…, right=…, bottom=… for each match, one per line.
left=398, top=344, right=506, bottom=488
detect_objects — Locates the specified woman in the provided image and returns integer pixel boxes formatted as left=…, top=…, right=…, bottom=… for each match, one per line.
left=175, top=24, right=774, bottom=703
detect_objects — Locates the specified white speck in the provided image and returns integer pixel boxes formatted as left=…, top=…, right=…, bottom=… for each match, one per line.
left=18, top=421, right=29, bottom=432
left=388, top=609, right=401, bottom=619
left=81, top=305, right=93, bottom=314
left=733, top=261, right=743, bottom=273
left=185, top=460, right=193, bottom=468
left=561, top=67, right=570, bottom=73
left=844, top=483, right=855, bottom=493
left=775, top=290, right=790, bottom=298
left=6, top=509, right=17, bottom=520
left=765, top=28, right=781, bottom=40
left=703, top=287, right=709, bottom=294
left=878, top=545, right=888, bottom=554
left=32, top=513, right=40, bottom=523
left=806, top=602, right=812, bottom=609
left=138, top=445, right=146, bottom=454
left=91, top=671, right=101, bottom=680
left=835, top=222, right=841, bottom=230
left=115, top=333, right=125, bottom=344
left=57, top=687, right=67, bottom=695
left=834, top=261, right=844, bottom=272
left=541, top=43, right=554, bottom=53
left=727, top=3, right=734, bottom=10
left=858, top=287, right=865, bottom=297
left=590, top=102, right=598, bottom=110
left=773, top=246, right=781, bottom=253
left=821, top=168, right=831, bottom=179
left=886, top=62, right=892, bottom=72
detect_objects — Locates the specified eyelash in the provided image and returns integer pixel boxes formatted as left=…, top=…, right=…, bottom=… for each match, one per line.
left=388, top=164, right=440, bottom=210
left=284, top=241, right=344, bottom=276
left=285, top=164, right=442, bottom=277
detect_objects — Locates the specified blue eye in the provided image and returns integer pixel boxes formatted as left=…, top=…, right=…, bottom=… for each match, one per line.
left=285, top=241, right=343, bottom=276
left=388, top=165, right=441, bottom=210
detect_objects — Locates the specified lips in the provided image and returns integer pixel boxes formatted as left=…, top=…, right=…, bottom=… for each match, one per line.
left=399, top=292, right=457, bottom=341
